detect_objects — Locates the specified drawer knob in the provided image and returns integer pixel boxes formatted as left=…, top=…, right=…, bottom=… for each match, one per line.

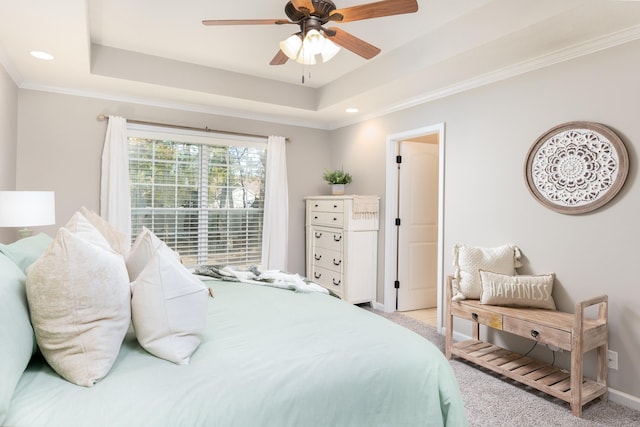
left=333, top=279, right=341, bottom=286
left=333, top=259, right=342, bottom=266
left=333, top=217, right=337, bottom=221
left=333, top=204, right=338, bottom=208
left=315, top=232, right=323, bottom=238
left=333, top=235, right=342, bottom=242
left=314, top=254, right=322, bottom=261
left=314, top=216, right=319, bottom=220
left=315, top=204, right=319, bottom=207
left=314, top=272, right=322, bottom=279
left=530, top=330, right=540, bottom=338
left=471, top=313, right=479, bottom=321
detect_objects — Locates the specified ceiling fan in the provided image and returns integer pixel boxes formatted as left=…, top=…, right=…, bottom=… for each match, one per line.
left=202, top=0, right=419, bottom=66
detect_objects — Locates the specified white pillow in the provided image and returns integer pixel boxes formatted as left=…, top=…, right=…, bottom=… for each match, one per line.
left=64, top=211, right=113, bottom=248
left=131, top=244, right=208, bottom=365
left=452, top=243, right=522, bottom=301
left=80, top=207, right=130, bottom=256
left=25, top=222, right=130, bottom=387
left=126, top=226, right=181, bottom=282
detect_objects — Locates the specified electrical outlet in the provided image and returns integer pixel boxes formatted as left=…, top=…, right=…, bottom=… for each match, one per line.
left=608, top=350, right=618, bottom=370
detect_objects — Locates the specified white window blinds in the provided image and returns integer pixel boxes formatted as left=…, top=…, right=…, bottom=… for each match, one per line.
left=128, top=127, right=266, bottom=268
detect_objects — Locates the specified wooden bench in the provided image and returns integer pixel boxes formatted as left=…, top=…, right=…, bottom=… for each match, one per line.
left=445, top=276, right=608, bottom=417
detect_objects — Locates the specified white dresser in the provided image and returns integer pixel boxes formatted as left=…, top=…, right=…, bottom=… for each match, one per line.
left=304, top=195, right=379, bottom=304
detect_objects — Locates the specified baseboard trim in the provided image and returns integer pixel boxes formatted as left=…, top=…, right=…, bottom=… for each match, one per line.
left=441, top=327, right=640, bottom=412
left=609, top=388, right=640, bottom=412
left=371, top=301, right=385, bottom=312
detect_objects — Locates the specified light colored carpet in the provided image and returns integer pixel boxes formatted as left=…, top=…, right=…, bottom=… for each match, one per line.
left=368, top=308, right=640, bottom=427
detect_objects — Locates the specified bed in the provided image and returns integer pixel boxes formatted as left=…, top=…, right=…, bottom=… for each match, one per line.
left=0, top=231, right=467, bottom=427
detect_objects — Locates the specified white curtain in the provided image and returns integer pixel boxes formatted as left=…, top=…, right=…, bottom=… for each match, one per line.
left=100, top=116, right=131, bottom=244
left=261, top=136, right=289, bottom=271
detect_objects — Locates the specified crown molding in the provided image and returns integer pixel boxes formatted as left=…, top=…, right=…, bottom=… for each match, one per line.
left=18, top=82, right=330, bottom=131
left=0, top=45, right=22, bottom=86
left=15, top=23, right=640, bottom=132
left=327, top=24, right=640, bottom=130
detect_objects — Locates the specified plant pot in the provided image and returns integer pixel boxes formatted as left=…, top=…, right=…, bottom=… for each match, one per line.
left=331, top=184, right=345, bottom=195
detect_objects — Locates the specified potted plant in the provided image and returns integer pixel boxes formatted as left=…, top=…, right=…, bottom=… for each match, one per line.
left=323, top=168, right=352, bottom=195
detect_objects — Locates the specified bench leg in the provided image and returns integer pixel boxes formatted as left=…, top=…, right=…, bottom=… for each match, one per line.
left=596, top=344, right=609, bottom=402
left=570, top=348, right=583, bottom=417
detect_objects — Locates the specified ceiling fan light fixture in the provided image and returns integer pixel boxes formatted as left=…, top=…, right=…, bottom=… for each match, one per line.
left=280, top=30, right=341, bottom=65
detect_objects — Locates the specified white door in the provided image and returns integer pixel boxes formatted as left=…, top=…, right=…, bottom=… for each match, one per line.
left=396, top=138, right=439, bottom=311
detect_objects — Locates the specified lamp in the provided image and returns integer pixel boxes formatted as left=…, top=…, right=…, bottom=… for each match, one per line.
left=279, top=30, right=340, bottom=65
left=0, top=191, right=56, bottom=238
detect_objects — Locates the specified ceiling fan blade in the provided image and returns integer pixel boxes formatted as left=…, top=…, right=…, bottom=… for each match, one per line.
left=202, top=19, right=293, bottom=26
left=290, top=0, right=315, bottom=14
left=270, top=50, right=289, bottom=65
left=331, top=0, right=418, bottom=23
left=327, top=27, right=381, bottom=60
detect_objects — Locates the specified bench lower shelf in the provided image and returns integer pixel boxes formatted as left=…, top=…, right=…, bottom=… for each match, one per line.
left=451, top=340, right=607, bottom=406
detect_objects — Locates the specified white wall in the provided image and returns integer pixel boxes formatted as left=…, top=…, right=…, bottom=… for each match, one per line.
left=14, top=90, right=332, bottom=274
left=0, top=63, right=18, bottom=242
left=329, top=39, right=640, bottom=400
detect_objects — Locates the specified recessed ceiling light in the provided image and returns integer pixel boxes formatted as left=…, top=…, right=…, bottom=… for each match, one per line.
left=345, top=108, right=359, bottom=113
left=30, top=51, right=54, bottom=60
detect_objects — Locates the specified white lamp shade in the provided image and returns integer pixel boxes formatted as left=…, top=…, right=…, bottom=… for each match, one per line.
left=0, top=191, right=56, bottom=227
left=321, top=38, right=340, bottom=62
left=280, top=34, right=303, bottom=60
left=303, top=29, right=325, bottom=55
left=295, top=47, right=317, bottom=65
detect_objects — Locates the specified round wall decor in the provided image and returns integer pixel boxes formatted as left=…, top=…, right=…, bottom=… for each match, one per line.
left=525, top=121, right=628, bottom=214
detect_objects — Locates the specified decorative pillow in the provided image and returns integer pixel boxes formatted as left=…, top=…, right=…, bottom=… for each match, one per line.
left=0, top=254, right=35, bottom=425
left=131, top=243, right=208, bottom=365
left=26, top=221, right=130, bottom=387
left=126, top=226, right=181, bottom=282
left=452, top=243, right=522, bottom=301
left=80, top=206, right=130, bottom=256
left=479, top=270, right=556, bottom=310
left=0, top=232, right=53, bottom=273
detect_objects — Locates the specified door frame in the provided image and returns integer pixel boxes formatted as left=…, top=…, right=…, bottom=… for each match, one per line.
left=383, top=123, right=446, bottom=331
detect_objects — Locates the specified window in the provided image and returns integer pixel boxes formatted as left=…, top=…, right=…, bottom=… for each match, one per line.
left=128, top=127, right=266, bottom=268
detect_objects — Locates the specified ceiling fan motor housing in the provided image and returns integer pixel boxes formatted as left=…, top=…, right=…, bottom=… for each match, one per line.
left=285, top=0, right=337, bottom=22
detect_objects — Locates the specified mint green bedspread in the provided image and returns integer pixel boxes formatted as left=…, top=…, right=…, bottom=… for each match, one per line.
left=5, top=280, right=467, bottom=427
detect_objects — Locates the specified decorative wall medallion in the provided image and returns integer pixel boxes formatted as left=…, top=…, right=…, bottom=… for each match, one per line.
left=525, top=121, right=628, bottom=214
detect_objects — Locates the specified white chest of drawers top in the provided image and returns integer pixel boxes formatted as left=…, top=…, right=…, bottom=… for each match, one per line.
left=305, top=195, right=379, bottom=231
left=304, top=196, right=379, bottom=304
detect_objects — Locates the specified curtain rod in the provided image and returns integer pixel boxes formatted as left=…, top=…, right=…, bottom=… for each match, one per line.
left=96, top=114, right=290, bottom=143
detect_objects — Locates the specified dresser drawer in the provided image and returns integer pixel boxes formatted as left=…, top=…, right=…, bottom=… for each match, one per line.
left=310, top=211, right=344, bottom=227
left=309, top=199, right=344, bottom=213
left=311, top=228, right=343, bottom=251
left=503, top=316, right=571, bottom=350
left=310, top=265, right=343, bottom=296
left=452, top=303, right=503, bottom=330
left=311, top=247, right=343, bottom=273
